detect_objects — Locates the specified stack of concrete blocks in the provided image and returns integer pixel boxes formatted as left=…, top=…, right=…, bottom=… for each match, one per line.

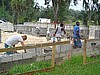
left=93, top=40, right=100, bottom=55
left=15, top=24, right=25, bottom=34
left=80, top=26, right=89, bottom=39
left=24, top=22, right=33, bottom=26
left=86, top=39, right=100, bottom=57
left=22, top=52, right=33, bottom=59
left=65, top=26, right=73, bottom=37
left=0, top=52, right=34, bottom=63
left=0, top=54, right=13, bottom=63
left=60, top=44, right=69, bottom=57
left=43, top=47, right=52, bottom=60
left=25, top=44, right=44, bottom=61
left=31, top=27, right=38, bottom=36
left=49, top=28, right=56, bottom=33
left=39, top=27, right=47, bottom=36
left=47, top=23, right=54, bottom=28
left=0, top=22, right=14, bottom=32
left=89, top=26, right=100, bottom=39
left=24, top=26, right=31, bottom=34
left=36, top=48, right=45, bottom=61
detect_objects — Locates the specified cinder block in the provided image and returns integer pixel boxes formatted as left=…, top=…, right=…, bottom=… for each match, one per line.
left=22, top=52, right=33, bottom=59
left=86, top=42, right=91, bottom=48
left=36, top=48, right=44, bottom=56
left=36, top=57, right=44, bottom=61
left=63, top=56, right=67, bottom=60
left=56, top=45, right=61, bottom=53
left=12, top=53, right=22, bottom=61
left=45, top=56, right=51, bottom=60
left=66, top=44, right=71, bottom=51
left=60, top=53, right=66, bottom=57
left=0, top=55, right=13, bottom=63
left=81, top=42, right=84, bottom=49
left=55, top=54, right=60, bottom=58
left=60, top=44, right=67, bottom=52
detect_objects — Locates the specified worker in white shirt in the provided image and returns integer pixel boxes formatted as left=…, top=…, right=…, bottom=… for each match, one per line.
left=4, top=35, right=27, bottom=55
left=54, top=23, right=66, bottom=41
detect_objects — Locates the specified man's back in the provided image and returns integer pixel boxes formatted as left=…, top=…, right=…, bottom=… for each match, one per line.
left=73, top=25, right=80, bottom=38
left=5, top=35, right=23, bottom=46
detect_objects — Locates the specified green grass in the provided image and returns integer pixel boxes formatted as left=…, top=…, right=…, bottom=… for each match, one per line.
left=7, top=55, right=100, bottom=75
left=36, top=55, right=100, bottom=75
left=8, top=61, right=51, bottom=75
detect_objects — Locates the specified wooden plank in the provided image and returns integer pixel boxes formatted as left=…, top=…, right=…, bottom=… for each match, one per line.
left=87, top=39, right=100, bottom=42
left=0, top=41, right=70, bottom=53
left=15, top=67, right=54, bottom=75
left=83, top=39, right=87, bottom=65
left=85, top=59, right=100, bottom=65
left=51, top=46, right=56, bottom=67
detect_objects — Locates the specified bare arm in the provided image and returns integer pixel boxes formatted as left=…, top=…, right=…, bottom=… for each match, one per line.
left=62, top=28, right=66, bottom=34
left=55, top=27, right=58, bottom=34
left=13, top=45, right=18, bottom=53
left=20, top=41, right=26, bottom=53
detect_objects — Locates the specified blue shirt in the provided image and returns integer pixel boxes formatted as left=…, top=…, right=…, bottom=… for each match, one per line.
left=73, top=25, right=80, bottom=38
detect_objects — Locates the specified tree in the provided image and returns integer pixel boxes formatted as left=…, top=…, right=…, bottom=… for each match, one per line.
left=44, top=0, right=71, bottom=23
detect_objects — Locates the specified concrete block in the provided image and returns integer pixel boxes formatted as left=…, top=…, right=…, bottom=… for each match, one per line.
left=0, top=55, right=13, bottom=63
left=45, top=56, right=51, bottom=60
left=36, top=48, right=44, bottom=56
left=66, top=44, right=71, bottom=52
left=12, top=53, right=22, bottom=61
left=55, top=54, right=60, bottom=58
left=60, top=44, right=67, bottom=52
left=60, top=53, right=66, bottom=57
left=86, top=41, right=95, bottom=49
left=63, top=56, right=67, bottom=60
left=36, top=57, right=44, bottom=61
left=22, top=52, right=33, bottom=59
left=56, top=45, right=61, bottom=53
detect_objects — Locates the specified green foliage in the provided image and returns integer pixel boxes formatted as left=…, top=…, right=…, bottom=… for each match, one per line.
left=0, top=7, right=12, bottom=21
left=0, top=0, right=99, bottom=26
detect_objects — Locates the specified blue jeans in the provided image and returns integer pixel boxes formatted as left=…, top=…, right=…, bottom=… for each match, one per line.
left=4, top=43, right=14, bottom=55
left=73, top=37, right=82, bottom=48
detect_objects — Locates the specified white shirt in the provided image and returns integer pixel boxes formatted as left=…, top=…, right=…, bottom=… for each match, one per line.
left=5, top=35, right=23, bottom=46
left=56, top=27, right=62, bottom=37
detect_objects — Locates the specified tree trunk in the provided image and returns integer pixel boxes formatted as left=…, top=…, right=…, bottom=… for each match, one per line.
left=52, top=0, right=61, bottom=23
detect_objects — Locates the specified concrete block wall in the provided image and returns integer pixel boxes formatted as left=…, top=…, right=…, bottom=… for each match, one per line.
left=36, top=48, right=44, bottom=56
left=22, top=52, right=33, bottom=59
left=60, top=44, right=67, bottom=52
left=56, top=45, right=61, bottom=53
left=36, top=56, right=44, bottom=61
left=60, top=52, right=67, bottom=57
left=0, top=55, right=13, bottom=63
left=12, top=53, right=22, bottom=61
left=0, top=40, right=99, bottom=64
left=39, top=27, right=47, bottom=35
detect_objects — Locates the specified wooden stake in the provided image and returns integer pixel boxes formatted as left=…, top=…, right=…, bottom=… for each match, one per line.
left=51, top=45, right=56, bottom=67
left=83, top=39, right=87, bottom=65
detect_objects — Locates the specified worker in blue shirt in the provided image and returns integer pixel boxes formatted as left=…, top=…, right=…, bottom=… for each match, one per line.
left=73, top=21, right=82, bottom=48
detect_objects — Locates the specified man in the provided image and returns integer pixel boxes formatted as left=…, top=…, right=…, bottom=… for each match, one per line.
left=55, top=23, right=66, bottom=41
left=4, top=35, right=27, bottom=55
left=73, top=21, right=82, bottom=48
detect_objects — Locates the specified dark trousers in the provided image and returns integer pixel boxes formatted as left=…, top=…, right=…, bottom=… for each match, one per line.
left=4, top=43, right=14, bottom=55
